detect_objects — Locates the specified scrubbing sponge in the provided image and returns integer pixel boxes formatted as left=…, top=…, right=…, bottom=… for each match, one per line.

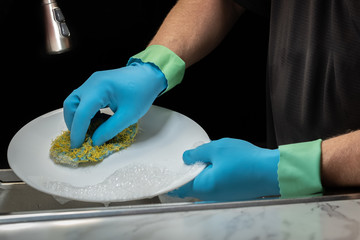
left=50, top=113, right=138, bottom=167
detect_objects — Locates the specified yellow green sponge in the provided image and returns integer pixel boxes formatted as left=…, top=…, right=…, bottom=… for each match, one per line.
left=50, top=113, right=138, bottom=167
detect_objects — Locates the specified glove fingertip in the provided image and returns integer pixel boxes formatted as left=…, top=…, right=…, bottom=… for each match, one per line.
left=183, top=144, right=212, bottom=165
left=91, top=127, right=109, bottom=146
left=70, top=134, right=84, bottom=149
left=91, top=136, right=105, bottom=147
left=182, top=149, right=197, bottom=165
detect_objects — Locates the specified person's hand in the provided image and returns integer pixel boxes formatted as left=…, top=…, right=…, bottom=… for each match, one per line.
left=63, top=61, right=167, bottom=148
left=169, top=138, right=280, bottom=201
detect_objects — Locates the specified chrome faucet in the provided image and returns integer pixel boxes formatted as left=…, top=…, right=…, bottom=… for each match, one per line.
left=43, top=0, right=71, bottom=54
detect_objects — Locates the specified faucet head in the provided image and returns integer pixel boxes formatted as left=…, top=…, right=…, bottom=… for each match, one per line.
left=43, top=0, right=71, bottom=54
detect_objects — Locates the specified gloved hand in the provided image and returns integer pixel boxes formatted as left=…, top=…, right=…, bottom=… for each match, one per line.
left=63, top=61, right=167, bottom=148
left=169, top=138, right=280, bottom=201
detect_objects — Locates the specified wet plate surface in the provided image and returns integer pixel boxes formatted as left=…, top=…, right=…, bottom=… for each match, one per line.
left=8, top=106, right=210, bottom=203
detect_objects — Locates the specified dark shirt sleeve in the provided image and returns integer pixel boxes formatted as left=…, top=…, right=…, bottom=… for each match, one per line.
left=233, top=0, right=270, bottom=17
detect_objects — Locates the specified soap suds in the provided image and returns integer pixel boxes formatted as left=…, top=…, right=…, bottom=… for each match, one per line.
left=40, top=162, right=205, bottom=203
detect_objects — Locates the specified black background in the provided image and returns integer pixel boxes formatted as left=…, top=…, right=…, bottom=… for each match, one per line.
left=1, top=0, right=268, bottom=168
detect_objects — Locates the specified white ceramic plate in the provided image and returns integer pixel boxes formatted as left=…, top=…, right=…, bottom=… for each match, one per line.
left=8, top=106, right=209, bottom=203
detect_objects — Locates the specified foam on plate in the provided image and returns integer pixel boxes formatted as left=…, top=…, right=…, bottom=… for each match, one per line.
left=38, top=162, right=205, bottom=203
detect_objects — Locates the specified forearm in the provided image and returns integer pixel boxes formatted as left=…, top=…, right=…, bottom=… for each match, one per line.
left=321, top=130, right=360, bottom=187
left=149, top=0, right=244, bottom=67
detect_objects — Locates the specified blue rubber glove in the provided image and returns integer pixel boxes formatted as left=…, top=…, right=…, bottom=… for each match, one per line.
left=63, top=61, right=167, bottom=148
left=169, top=138, right=280, bottom=201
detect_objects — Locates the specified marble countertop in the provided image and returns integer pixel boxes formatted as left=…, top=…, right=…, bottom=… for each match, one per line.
left=1, top=196, right=360, bottom=240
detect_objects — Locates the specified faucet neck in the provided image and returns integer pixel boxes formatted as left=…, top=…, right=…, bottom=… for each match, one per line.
left=42, top=0, right=57, bottom=5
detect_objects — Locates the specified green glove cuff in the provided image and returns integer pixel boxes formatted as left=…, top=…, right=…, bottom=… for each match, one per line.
left=127, top=45, right=185, bottom=94
left=278, top=139, right=323, bottom=198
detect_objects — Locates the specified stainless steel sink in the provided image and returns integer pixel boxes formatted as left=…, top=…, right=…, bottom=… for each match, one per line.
left=1, top=168, right=360, bottom=226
